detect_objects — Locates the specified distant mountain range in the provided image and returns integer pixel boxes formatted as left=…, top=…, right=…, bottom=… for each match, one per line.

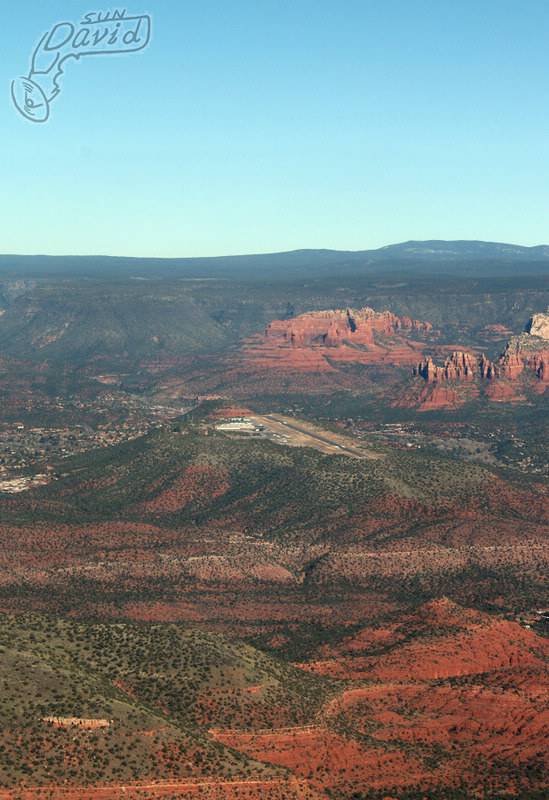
left=0, top=240, right=548, bottom=280
left=372, top=239, right=549, bottom=260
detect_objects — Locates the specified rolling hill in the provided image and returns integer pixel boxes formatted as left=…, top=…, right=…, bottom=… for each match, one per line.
left=0, top=612, right=328, bottom=795
left=1, top=602, right=547, bottom=798
left=0, top=411, right=546, bottom=638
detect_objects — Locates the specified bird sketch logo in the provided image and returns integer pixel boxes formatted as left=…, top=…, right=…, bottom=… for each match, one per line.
left=11, top=9, right=151, bottom=123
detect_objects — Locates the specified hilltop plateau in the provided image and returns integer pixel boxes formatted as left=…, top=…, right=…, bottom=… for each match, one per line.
left=142, top=308, right=549, bottom=415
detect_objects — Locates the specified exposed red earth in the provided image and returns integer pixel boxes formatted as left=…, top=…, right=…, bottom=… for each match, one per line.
left=0, top=310, right=547, bottom=796
left=264, top=307, right=434, bottom=347
left=143, top=307, right=448, bottom=399
left=214, top=600, right=549, bottom=797
left=412, top=347, right=548, bottom=389
left=230, top=307, right=442, bottom=377
left=4, top=600, right=545, bottom=798
left=142, top=308, right=548, bottom=411
left=0, top=445, right=546, bottom=629
left=1, top=462, right=547, bottom=628
left=480, top=323, right=515, bottom=342
left=0, top=778, right=324, bottom=800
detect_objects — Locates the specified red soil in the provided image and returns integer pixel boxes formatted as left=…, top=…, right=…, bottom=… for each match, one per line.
left=0, top=778, right=324, bottom=800
left=213, top=727, right=429, bottom=795
left=214, top=600, right=549, bottom=796
left=145, top=307, right=446, bottom=398
left=401, top=337, right=549, bottom=408
left=140, top=466, right=230, bottom=513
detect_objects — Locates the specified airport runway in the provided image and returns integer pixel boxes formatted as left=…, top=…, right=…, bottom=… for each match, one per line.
left=260, top=415, right=374, bottom=459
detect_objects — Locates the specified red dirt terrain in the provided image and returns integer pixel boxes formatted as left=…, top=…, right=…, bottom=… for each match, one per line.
left=219, top=306, right=443, bottom=396
left=0, top=778, right=324, bottom=800
left=0, top=391, right=546, bottom=795
left=1, top=601, right=547, bottom=798
left=145, top=308, right=548, bottom=410
left=215, top=600, right=549, bottom=797
left=0, top=434, right=546, bottom=632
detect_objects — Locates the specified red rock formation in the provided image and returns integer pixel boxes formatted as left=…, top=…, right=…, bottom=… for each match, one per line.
left=497, top=349, right=524, bottom=379
left=395, top=382, right=465, bottom=409
left=478, top=353, right=499, bottom=380
left=219, top=601, right=549, bottom=798
left=413, top=352, right=477, bottom=384
left=265, top=307, right=434, bottom=349
left=419, top=384, right=463, bottom=409
left=408, top=323, right=549, bottom=409
left=442, top=351, right=476, bottom=381
left=525, top=309, right=549, bottom=339
left=412, top=357, right=437, bottom=383
left=528, top=352, right=549, bottom=382
left=152, top=310, right=546, bottom=405
left=484, top=382, right=520, bottom=401
left=187, top=306, right=444, bottom=396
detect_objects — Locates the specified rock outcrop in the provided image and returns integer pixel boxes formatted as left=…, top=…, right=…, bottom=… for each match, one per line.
left=413, top=352, right=476, bottom=383
left=525, top=308, right=549, bottom=339
left=404, top=313, right=549, bottom=408
left=530, top=351, right=549, bottom=382
left=497, top=349, right=524, bottom=379
left=480, top=323, right=514, bottom=341
left=413, top=322, right=549, bottom=387
left=265, top=307, right=434, bottom=349
left=203, top=307, right=443, bottom=394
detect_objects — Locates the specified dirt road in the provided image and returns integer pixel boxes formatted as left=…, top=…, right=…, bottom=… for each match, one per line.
left=0, top=777, right=323, bottom=799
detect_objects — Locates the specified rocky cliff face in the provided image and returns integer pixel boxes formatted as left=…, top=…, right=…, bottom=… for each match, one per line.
left=413, top=351, right=476, bottom=383
left=414, top=314, right=549, bottom=385
left=265, top=307, right=433, bottom=348
left=159, top=307, right=548, bottom=403
left=158, top=306, right=443, bottom=398
left=405, top=312, right=549, bottom=408
left=525, top=308, right=549, bottom=339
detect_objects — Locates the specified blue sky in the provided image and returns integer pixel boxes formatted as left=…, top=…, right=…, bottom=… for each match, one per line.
left=1, top=1, right=548, bottom=257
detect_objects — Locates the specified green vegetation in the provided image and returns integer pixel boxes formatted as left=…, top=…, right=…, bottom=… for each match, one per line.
left=0, top=269, right=546, bottom=360
left=0, top=258, right=546, bottom=795
left=0, top=612, right=330, bottom=787
left=5, top=421, right=532, bottom=527
left=0, top=414, right=545, bottom=637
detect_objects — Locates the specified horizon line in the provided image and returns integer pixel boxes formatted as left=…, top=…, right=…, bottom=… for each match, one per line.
left=1, top=238, right=549, bottom=261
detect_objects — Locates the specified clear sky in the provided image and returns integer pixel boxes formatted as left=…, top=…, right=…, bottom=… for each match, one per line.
left=1, top=1, right=548, bottom=257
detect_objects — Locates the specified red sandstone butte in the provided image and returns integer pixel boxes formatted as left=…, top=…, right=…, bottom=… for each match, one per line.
left=403, top=314, right=549, bottom=408
left=265, top=307, right=433, bottom=349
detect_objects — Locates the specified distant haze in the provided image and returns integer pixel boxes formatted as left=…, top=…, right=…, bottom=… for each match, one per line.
left=0, top=240, right=548, bottom=281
